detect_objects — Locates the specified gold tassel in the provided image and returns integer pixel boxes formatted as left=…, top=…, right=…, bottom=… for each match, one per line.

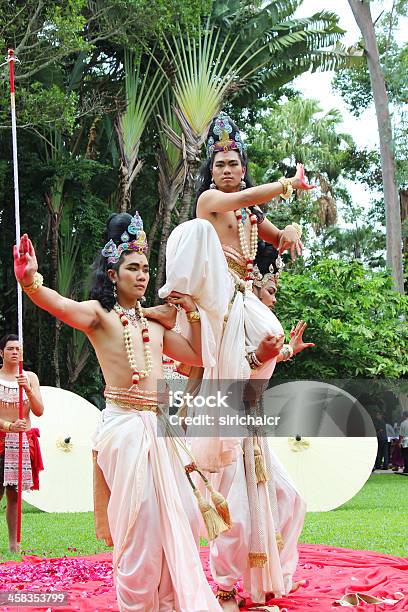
left=276, top=532, right=284, bottom=552
left=193, top=489, right=229, bottom=540
left=254, top=443, right=268, bottom=484
left=206, top=482, right=232, bottom=528
left=248, top=551, right=268, bottom=568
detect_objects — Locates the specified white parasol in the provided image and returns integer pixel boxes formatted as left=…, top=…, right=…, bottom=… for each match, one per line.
left=23, top=386, right=101, bottom=512
left=262, top=381, right=378, bottom=512
left=268, top=436, right=377, bottom=512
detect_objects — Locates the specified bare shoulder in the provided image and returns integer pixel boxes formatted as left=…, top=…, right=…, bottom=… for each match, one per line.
left=197, top=190, right=221, bottom=217
left=82, top=299, right=107, bottom=325
left=26, top=371, right=39, bottom=384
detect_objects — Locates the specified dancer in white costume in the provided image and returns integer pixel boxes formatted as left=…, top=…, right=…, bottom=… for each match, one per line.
left=13, top=212, right=223, bottom=612
left=158, top=112, right=314, bottom=609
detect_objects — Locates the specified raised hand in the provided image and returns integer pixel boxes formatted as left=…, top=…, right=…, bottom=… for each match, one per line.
left=256, top=333, right=284, bottom=363
left=13, top=234, right=38, bottom=285
left=278, top=226, right=303, bottom=260
left=290, top=163, right=315, bottom=191
left=289, top=320, right=315, bottom=356
left=143, top=304, right=177, bottom=330
left=166, top=291, right=196, bottom=313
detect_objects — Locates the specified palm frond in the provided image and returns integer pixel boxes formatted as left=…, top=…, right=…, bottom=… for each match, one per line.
left=117, top=50, right=168, bottom=171
left=57, top=229, right=79, bottom=297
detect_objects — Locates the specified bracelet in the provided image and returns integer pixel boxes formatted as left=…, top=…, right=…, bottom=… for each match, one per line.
left=280, top=344, right=294, bottom=361
left=2, top=420, right=12, bottom=432
left=278, top=177, right=294, bottom=201
left=186, top=310, right=200, bottom=323
left=21, top=272, right=43, bottom=295
left=246, top=351, right=264, bottom=370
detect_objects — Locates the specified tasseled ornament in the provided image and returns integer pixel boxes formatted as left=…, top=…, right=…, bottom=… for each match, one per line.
left=248, top=551, right=268, bottom=568
left=254, top=442, right=268, bottom=484
left=193, top=489, right=229, bottom=540
left=275, top=531, right=284, bottom=551
left=206, top=482, right=232, bottom=528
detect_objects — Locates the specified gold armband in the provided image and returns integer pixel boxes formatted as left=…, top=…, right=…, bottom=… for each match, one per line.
left=21, top=272, right=44, bottom=295
left=278, top=177, right=294, bottom=201
left=186, top=310, right=200, bottom=323
left=2, top=420, right=12, bottom=432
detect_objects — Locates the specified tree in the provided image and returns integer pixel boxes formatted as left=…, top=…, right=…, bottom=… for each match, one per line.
left=246, top=96, right=354, bottom=235
left=318, top=225, right=385, bottom=267
left=274, top=259, right=408, bottom=380
left=115, top=51, right=167, bottom=212
left=160, top=2, right=351, bottom=222
left=152, top=92, right=186, bottom=300
left=347, top=0, right=404, bottom=293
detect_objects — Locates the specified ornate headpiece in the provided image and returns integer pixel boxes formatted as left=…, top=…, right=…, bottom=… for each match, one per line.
left=101, top=211, right=148, bottom=264
left=253, top=248, right=285, bottom=289
left=206, top=111, right=246, bottom=159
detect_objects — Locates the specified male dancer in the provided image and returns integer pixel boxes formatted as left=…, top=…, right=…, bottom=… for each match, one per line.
left=253, top=241, right=315, bottom=362
left=13, top=212, right=223, bottom=612
left=0, top=334, right=44, bottom=552
left=159, top=113, right=314, bottom=609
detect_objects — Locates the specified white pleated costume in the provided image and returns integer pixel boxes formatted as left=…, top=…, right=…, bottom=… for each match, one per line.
left=159, top=218, right=306, bottom=603
left=93, top=394, right=223, bottom=612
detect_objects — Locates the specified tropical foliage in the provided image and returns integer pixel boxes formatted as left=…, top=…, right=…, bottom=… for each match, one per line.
left=0, top=0, right=406, bottom=406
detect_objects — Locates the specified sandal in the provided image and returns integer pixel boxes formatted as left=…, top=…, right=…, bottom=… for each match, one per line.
left=333, top=593, right=359, bottom=606
left=334, top=591, right=404, bottom=606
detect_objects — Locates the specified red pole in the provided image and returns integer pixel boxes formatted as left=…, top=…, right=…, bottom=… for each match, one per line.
left=7, top=48, right=24, bottom=545
left=17, top=359, right=23, bottom=544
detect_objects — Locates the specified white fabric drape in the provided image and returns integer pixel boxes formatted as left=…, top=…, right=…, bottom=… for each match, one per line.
left=93, top=403, right=222, bottom=612
left=159, top=219, right=306, bottom=603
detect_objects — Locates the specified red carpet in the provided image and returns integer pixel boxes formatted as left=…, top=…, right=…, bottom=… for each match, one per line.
left=0, top=545, right=407, bottom=611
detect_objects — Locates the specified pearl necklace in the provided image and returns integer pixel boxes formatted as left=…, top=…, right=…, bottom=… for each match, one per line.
left=235, top=208, right=258, bottom=280
left=114, top=302, right=153, bottom=386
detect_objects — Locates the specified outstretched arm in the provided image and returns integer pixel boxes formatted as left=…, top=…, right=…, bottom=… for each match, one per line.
left=14, top=234, right=101, bottom=333
left=197, top=163, right=314, bottom=216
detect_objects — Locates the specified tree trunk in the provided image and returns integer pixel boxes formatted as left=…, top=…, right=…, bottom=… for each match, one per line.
left=117, top=162, right=131, bottom=212
left=67, top=344, right=90, bottom=390
left=50, top=211, right=61, bottom=386
left=400, top=189, right=408, bottom=258
left=147, top=202, right=162, bottom=261
left=153, top=208, right=173, bottom=304
left=348, top=0, right=404, bottom=293
left=178, top=160, right=199, bottom=224
left=54, top=319, right=61, bottom=387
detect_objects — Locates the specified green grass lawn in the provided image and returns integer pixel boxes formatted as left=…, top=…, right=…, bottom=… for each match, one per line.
left=300, top=474, right=408, bottom=557
left=1, top=475, right=407, bottom=563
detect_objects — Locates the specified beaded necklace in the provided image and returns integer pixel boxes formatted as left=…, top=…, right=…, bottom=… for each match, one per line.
left=235, top=208, right=258, bottom=280
left=114, top=302, right=153, bottom=386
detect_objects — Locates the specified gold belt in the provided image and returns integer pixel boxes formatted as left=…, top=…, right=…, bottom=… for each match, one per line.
left=106, top=398, right=158, bottom=412
left=227, top=260, right=247, bottom=280
left=104, top=386, right=158, bottom=412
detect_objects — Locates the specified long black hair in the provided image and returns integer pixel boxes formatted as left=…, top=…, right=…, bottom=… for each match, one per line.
left=89, top=213, right=136, bottom=311
left=254, top=240, right=280, bottom=276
